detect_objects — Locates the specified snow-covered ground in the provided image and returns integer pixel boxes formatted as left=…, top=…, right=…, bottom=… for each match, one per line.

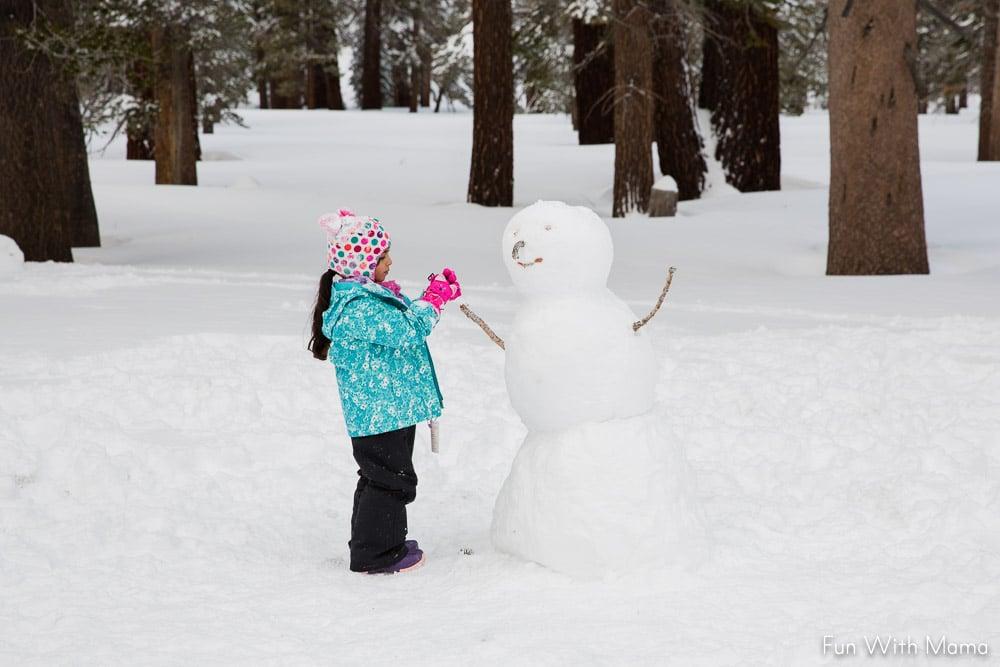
left=2, top=109, right=999, bottom=664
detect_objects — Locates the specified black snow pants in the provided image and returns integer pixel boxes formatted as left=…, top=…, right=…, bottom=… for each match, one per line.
left=348, top=425, right=417, bottom=572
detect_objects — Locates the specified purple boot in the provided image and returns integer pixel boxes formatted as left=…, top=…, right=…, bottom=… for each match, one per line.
left=366, top=545, right=425, bottom=575
left=405, top=539, right=419, bottom=551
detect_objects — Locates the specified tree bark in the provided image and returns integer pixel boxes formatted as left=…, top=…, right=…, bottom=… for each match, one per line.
left=420, top=47, right=432, bottom=107
left=126, top=41, right=155, bottom=160
left=710, top=1, right=781, bottom=192
left=467, top=0, right=513, bottom=207
left=325, top=27, right=346, bottom=110
left=361, top=0, right=383, bottom=109
left=827, top=0, right=929, bottom=275
left=697, top=13, right=722, bottom=111
left=572, top=18, right=615, bottom=145
left=152, top=23, right=198, bottom=185
left=392, top=63, right=412, bottom=107
left=983, top=0, right=1000, bottom=160
left=612, top=0, right=654, bottom=217
left=410, top=7, right=422, bottom=113
left=258, top=77, right=269, bottom=109
left=0, top=0, right=100, bottom=260
left=306, top=64, right=329, bottom=109
left=188, top=50, right=201, bottom=163
left=409, top=64, right=420, bottom=113
left=651, top=0, right=706, bottom=201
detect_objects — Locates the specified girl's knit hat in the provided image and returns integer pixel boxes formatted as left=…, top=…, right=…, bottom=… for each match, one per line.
left=318, top=208, right=391, bottom=279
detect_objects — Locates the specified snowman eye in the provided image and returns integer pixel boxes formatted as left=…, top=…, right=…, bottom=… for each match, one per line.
left=513, top=230, right=519, bottom=237
left=544, top=225, right=553, bottom=231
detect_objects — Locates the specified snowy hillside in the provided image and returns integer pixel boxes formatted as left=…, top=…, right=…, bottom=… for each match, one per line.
left=2, top=109, right=999, bottom=664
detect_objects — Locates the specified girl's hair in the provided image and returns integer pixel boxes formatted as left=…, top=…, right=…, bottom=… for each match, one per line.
left=308, top=269, right=336, bottom=360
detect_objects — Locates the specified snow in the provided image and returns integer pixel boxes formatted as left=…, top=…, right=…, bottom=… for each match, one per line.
left=0, top=235, right=24, bottom=277
left=2, top=108, right=999, bottom=663
left=653, top=174, right=678, bottom=192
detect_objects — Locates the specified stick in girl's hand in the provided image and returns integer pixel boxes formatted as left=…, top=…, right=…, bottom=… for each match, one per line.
left=459, top=304, right=505, bottom=350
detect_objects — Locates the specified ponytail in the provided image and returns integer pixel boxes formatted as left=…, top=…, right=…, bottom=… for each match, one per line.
left=308, top=269, right=336, bottom=360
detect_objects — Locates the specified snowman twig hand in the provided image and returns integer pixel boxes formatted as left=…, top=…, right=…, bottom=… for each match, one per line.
left=633, top=267, right=676, bottom=332
left=459, top=304, right=506, bottom=350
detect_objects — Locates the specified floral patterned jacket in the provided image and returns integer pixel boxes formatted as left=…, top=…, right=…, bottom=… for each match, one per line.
left=322, top=279, right=443, bottom=437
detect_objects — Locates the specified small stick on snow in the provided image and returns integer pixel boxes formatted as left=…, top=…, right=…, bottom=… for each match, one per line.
left=632, top=267, right=676, bottom=332
left=460, top=304, right=505, bottom=350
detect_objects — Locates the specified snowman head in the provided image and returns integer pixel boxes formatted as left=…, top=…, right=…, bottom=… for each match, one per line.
left=502, top=201, right=613, bottom=294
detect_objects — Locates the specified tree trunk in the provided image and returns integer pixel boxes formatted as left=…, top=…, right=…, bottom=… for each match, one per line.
left=467, top=0, right=513, bottom=207
left=420, top=48, right=432, bottom=107
left=306, top=64, right=329, bottom=109
left=361, top=0, right=383, bottom=109
left=409, top=64, right=420, bottom=113
left=126, top=45, right=155, bottom=160
left=0, top=0, right=100, bottom=260
left=152, top=24, right=198, bottom=185
left=945, top=93, right=958, bottom=114
left=710, top=2, right=781, bottom=192
left=258, top=77, right=269, bottom=109
left=572, top=18, right=615, bottom=145
left=827, top=0, right=929, bottom=275
left=651, top=0, right=706, bottom=201
left=959, top=86, right=968, bottom=108
left=325, top=28, right=346, bottom=110
left=393, top=63, right=412, bottom=107
left=983, top=0, right=1000, bottom=160
left=697, top=14, right=722, bottom=111
left=410, top=8, right=422, bottom=113
left=188, top=50, right=201, bottom=163
left=612, top=0, right=654, bottom=217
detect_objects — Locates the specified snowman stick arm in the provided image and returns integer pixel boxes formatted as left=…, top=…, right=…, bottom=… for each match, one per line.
left=459, top=304, right=506, bottom=350
left=632, top=267, right=676, bottom=333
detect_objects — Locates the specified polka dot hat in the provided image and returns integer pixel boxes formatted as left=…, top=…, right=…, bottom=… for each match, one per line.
left=318, top=208, right=391, bottom=279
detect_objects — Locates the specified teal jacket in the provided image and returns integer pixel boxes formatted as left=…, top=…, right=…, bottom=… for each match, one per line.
left=322, top=280, right=443, bottom=438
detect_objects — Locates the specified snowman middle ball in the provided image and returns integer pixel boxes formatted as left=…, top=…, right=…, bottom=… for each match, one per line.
left=501, top=201, right=657, bottom=433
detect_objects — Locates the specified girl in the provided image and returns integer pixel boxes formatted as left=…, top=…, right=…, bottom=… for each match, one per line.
left=308, top=209, right=460, bottom=575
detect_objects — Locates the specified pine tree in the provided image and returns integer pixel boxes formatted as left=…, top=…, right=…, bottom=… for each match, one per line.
left=827, top=0, right=929, bottom=275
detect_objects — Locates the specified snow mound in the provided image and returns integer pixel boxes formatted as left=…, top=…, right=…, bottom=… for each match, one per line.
left=492, top=413, right=708, bottom=577
left=0, top=235, right=24, bottom=277
left=653, top=175, right=678, bottom=192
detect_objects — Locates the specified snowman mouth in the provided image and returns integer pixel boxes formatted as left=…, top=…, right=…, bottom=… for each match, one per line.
left=511, top=240, right=543, bottom=267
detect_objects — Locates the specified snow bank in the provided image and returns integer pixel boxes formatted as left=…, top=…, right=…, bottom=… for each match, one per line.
left=0, top=235, right=24, bottom=277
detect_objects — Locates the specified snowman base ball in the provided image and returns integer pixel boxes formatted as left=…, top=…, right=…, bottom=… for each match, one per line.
left=491, top=414, right=707, bottom=577
left=491, top=201, right=707, bottom=576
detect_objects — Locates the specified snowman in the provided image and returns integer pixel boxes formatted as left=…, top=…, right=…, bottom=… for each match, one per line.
left=487, top=200, right=705, bottom=577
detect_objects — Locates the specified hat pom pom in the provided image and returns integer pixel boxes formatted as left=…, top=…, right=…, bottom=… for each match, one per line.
left=318, top=211, right=347, bottom=236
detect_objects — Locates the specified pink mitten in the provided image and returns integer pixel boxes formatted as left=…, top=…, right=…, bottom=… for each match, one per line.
left=420, top=268, right=462, bottom=312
